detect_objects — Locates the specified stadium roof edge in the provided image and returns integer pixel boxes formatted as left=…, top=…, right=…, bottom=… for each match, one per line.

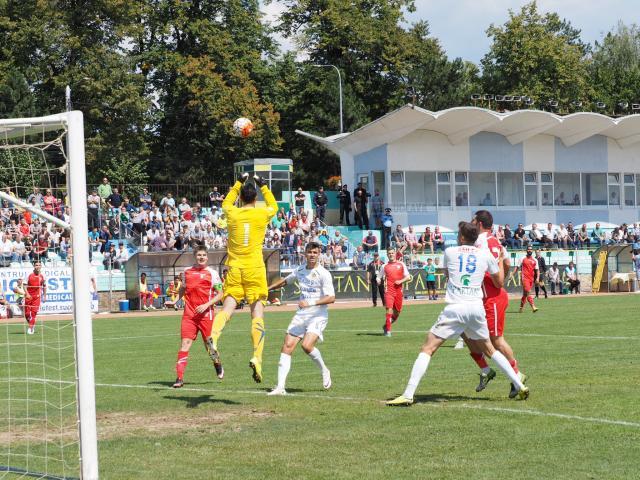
left=296, top=104, right=640, bottom=156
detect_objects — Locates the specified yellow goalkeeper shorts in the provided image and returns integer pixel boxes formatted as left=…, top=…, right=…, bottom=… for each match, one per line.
left=223, top=265, right=268, bottom=305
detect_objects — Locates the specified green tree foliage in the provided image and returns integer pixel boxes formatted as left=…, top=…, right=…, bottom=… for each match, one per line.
left=590, top=22, right=640, bottom=114
left=480, top=1, right=590, bottom=110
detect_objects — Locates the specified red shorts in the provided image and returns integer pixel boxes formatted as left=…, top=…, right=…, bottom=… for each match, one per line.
left=24, top=302, right=40, bottom=321
left=384, top=289, right=404, bottom=312
left=180, top=312, right=213, bottom=341
left=484, top=291, right=508, bottom=337
left=522, top=279, right=534, bottom=292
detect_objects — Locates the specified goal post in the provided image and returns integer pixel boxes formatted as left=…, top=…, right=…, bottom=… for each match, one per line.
left=0, top=111, right=99, bottom=479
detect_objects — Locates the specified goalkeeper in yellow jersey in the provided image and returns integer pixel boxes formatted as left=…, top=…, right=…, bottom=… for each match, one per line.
left=206, top=172, right=277, bottom=383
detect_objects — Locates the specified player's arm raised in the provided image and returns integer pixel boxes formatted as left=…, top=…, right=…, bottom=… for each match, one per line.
left=254, top=175, right=278, bottom=216
left=222, top=173, right=249, bottom=213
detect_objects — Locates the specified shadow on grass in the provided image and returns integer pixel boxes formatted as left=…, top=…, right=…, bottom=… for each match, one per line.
left=148, top=380, right=211, bottom=388
left=356, top=332, right=386, bottom=337
left=163, top=394, right=240, bottom=408
left=412, top=392, right=491, bottom=404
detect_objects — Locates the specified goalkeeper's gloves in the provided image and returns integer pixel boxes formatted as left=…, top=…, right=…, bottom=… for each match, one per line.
left=240, top=172, right=250, bottom=183
left=254, top=175, right=267, bottom=187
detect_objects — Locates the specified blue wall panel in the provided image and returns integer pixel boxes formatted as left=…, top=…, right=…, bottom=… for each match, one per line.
left=556, top=209, right=609, bottom=225
left=407, top=212, right=438, bottom=226
left=491, top=211, right=526, bottom=228
left=554, top=135, right=607, bottom=172
left=354, top=144, right=387, bottom=185
left=469, top=132, right=523, bottom=171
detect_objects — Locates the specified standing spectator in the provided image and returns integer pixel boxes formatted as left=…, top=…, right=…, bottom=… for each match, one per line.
left=98, top=224, right=112, bottom=253
left=367, top=253, right=385, bottom=307
left=380, top=208, right=393, bottom=249
left=42, top=189, right=56, bottom=215
left=337, top=184, right=351, bottom=225
left=139, top=188, right=152, bottom=210
left=103, top=244, right=117, bottom=270
left=565, top=261, right=580, bottom=294
left=27, top=187, right=43, bottom=207
left=160, top=192, right=176, bottom=211
left=209, top=187, right=224, bottom=210
left=419, top=227, right=434, bottom=254
left=32, top=235, right=49, bottom=264
left=353, top=188, right=369, bottom=230
left=178, top=197, right=192, bottom=219
left=97, top=177, right=112, bottom=203
left=547, top=262, right=561, bottom=295
left=433, top=226, right=445, bottom=252
left=313, top=186, right=328, bottom=222
left=362, top=230, right=379, bottom=253
left=294, top=187, right=306, bottom=215
left=577, top=224, right=590, bottom=248
left=424, top=257, right=437, bottom=300
left=107, top=187, right=123, bottom=215
left=0, top=234, right=12, bottom=266
left=534, top=250, right=548, bottom=299
left=87, top=188, right=101, bottom=230
left=371, top=190, right=383, bottom=228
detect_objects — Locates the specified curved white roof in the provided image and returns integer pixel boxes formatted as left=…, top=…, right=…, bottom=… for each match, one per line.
left=296, top=105, right=640, bottom=156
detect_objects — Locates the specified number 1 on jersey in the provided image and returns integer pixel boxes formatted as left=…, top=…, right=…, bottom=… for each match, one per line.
left=243, top=223, right=250, bottom=246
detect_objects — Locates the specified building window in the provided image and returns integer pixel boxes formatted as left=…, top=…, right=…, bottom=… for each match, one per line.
left=390, top=171, right=405, bottom=207
left=524, top=172, right=537, bottom=207
left=454, top=172, right=468, bottom=207
left=541, top=172, right=553, bottom=207
left=469, top=172, right=496, bottom=207
left=624, top=174, right=635, bottom=206
left=581, top=173, right=607, bottom=206
left=554, top=173, right=580, bottom=206
left=437, top=172, right=451, bottom=207
left=608, top=173, right=620, bottom=206
left=405, top=171, right=436, bottom=207
left=497, top=172, right=524, bottom=206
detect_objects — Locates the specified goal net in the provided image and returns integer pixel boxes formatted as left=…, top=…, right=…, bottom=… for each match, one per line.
left=0, top=112, right=98, bottom=479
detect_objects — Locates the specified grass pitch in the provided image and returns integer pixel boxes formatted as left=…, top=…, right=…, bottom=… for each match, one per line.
left=4, top=295, right=640, bottom=479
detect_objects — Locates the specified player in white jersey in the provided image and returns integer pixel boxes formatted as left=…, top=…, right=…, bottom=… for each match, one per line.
left=267, top=242, right=336, bottom=395
left=387, top=222, right=529, bottom=406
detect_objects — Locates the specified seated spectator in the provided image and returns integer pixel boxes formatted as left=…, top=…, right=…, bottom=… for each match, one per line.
left=566, top=222, right=577, bottom=248
left=178, top=197, right=191, bottom=218
left=149, top=229, right=168, bottom=251
left=433, top=226, right=445, bottom=252
left=541, top=222, right=555, bottom=249
left=362, top=230, right=378, bottom=253
left=12, top=235, right=28, bottom=262
left=565, top=261, right=580, bottom=294
left=272, top=212, right=285, bottom=230
left=113, top=243, right=129, bottom=269
left=528, top=223, right=543, bottom=245
left=139, top=273, right=155, bottom=311
left=547, top=262, right=562, bottom=295
left=392, top=225, right=407, bottom=253
left=58, top=236, right=70, bottom=263
left=419, top=227, right=434, bottom=253
left=556, top=224, right=569, bottom=249
left=404, top=226, right=419, bottom=253
left=513, top=223, right=528, bottom=248
left=32, top=235, right=49, bottom=263
left=103, top=243, right=117, bottom=270
left=577, top=224, right=590, bottom=248
left=299, top=212, right=312, bottom=234
left=318, top=229, right=330, bottom=252
left=0, top=234, right=12, bottom=266
left=591, top=223, right=606, bottom=246
left=495, top=225, right=505, bottom=245
left=352, top=246, right=367, bottom=270
left=98, top=225, right=111, bottom=253
left=503, top=224, right=515, bottom=249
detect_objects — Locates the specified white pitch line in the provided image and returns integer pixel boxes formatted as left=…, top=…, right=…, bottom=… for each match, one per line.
left=13, top=377, right=640, bottom=429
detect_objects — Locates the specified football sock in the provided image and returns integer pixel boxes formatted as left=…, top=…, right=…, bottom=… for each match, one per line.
left=527, top=296, right=535, bottom=307
left=308, top=348, right=327, bottom=372
left=520, top=296, right=526, bottom=308
left=403, top=352, right=431, bottom=399
left=385, top=313, right=392, bottom=332
left=470, top=352, right=489, bottom=370
left=490, top=351, right=523, bottom=390
left=509, top=359, right=519, bottom=374
left=211, top=311, right=230, bottom=349
left=27, top=315, right=36, bottom=328
left=276, top=353, right=291, bottom=389
left=176, top=350, right=189, bottom=380
left=250, top=317, right=265, bottom=362
left=391, top=313, right=399, bottom=324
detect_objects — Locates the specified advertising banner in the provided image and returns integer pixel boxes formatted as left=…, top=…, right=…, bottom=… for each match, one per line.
left=279, top=267, right=570, bottom=301
left=0, top=266, right=98, bottom=315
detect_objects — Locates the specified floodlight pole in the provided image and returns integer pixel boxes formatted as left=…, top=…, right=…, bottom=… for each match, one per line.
left=312, top=64, right=343, bottom=134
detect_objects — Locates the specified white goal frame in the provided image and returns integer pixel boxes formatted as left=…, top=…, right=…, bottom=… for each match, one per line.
left=0, top=111, right=99, bottom=479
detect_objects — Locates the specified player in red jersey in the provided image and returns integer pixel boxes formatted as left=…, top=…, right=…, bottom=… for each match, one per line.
left=518, top=245, right=539, bottom=313
left=24, top=261, right=46, bottom=335
left=469, top=210, right=527, bottom=397
left=378, top=247, right=411, bottom=337
left=166, top=245, right=224, bottom=388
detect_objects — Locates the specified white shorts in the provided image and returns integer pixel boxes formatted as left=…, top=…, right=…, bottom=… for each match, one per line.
left=430, top=303, right=489, bottom=341
left=286, top=311, right=328, bottom=342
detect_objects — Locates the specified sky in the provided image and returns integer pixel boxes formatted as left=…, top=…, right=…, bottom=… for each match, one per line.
left=261, top=0, right=635, bottom=63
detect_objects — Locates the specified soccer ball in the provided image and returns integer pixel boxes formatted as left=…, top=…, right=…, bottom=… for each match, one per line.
left=233, top=117, right=254, bottom=138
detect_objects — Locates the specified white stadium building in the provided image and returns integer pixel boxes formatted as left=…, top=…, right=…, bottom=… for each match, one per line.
left=298, top=105, right=640, bottom=229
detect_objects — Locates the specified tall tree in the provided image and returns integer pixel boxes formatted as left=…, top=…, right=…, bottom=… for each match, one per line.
left=590, top=22, right=640, bottom=114
left=135, top=0, right=282, bottom=183
left=480, top=1, right=591, bottom=110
